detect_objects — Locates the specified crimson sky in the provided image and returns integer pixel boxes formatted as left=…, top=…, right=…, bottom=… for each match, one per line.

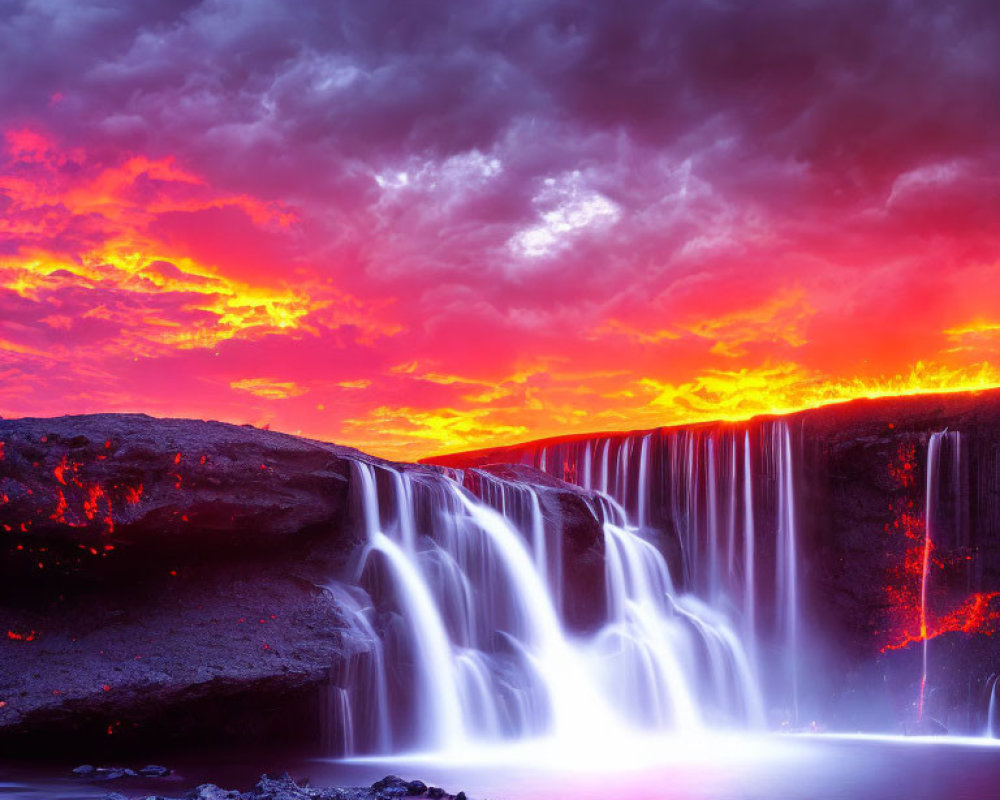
left=1, top=1, right=999, bottom=460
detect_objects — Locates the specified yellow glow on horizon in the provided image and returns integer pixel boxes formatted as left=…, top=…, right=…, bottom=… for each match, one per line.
left=356, top=361, right=1000, bottom=461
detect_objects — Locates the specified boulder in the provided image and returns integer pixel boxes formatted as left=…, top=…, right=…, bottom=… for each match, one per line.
left=142, top=765, right=173, bottom=777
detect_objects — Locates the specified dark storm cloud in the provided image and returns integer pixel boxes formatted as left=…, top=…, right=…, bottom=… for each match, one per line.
left=4, top=1, right=997, bottom=186
left=3, top=0, right=999, bottom=297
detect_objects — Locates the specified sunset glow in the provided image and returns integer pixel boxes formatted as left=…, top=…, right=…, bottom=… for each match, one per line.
left=2, top=3, right=999, bottom=459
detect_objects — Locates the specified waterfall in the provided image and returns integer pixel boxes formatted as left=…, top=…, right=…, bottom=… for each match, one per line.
left=637, top=434, right=651, bottom=528
left=322, top=585, right=392, bottom=754
left=773, top=421, right=800, bottom=725
left=987, top=674, right=999, bottom=738
left=326, top=454, right=765, bottom=756
left=599, top=438, right=610, bottom=494
left=742, top=431, right=758, bottom=679
left=472, top=469, right=563, bottom=616
left=521, top=421, right=803, bottom=726
left=353, top=463, right=465, bottom=750
left=920, top=430, right=962, bottom=720
left=706, top=438, right=720, bottom=602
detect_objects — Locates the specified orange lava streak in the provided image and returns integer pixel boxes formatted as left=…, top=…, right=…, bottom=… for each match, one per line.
left=888, top=442, right=917, bottom=488
left=82, top=484, right=103, bottom=520
left=882, top=593, right=1000, bottom=652
left=53, top=455, right=67, bottom=485
left=39, top=449, right=145, bottom=533
left=82, top=485, right=114, bottom=534
left=880, top=438, right=1000, bottom=652
left=50, top=490, right=68, bottom=523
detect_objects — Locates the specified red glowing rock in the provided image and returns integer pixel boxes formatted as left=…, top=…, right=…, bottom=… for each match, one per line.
left=0, top=414, right=359, bottom=590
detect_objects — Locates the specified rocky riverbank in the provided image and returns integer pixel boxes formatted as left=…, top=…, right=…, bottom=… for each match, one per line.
left=82, top=771, right=469, bottom=800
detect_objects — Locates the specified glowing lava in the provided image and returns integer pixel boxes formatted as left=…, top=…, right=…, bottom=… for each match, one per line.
left=881, top=437, right=1000, bottom=656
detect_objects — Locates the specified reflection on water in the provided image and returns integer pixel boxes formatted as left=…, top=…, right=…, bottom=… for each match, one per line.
left=4, top=735, right=1000, bottom=800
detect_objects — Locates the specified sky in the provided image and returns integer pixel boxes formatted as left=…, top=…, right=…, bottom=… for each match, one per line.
left=1, top=0, right=999, bottom=461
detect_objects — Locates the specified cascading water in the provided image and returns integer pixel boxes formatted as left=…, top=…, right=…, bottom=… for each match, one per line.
left=474, top=470, right=562, bottom=617
left=987, top=674, right=1000, bottom=738
left=742, top=431, right=758, bottom=678
left=325, top=456, right=764, bottom=756
left=354, top=464, right=465, bottom=750
left=773, top=421, right=800, bottom=725
left=920, top=430, right=962, bottom=721
left=514, top=420, right=803, bottom=724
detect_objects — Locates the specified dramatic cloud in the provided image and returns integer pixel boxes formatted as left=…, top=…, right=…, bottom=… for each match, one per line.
left=1, top=0, right=998, bottom=458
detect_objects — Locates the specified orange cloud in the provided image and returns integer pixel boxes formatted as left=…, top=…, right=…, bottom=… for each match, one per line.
left=231, top=378, right=308, bottom=400
left=2, top=126, right=999, bottom=462
left=342, top=405, right=531, bottom=460
left=597, top=287, right=813, bottom=358
left=0, top=128, right=398, bottom=370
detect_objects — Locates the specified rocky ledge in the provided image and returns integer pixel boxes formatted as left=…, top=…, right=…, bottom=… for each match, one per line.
left=0, top=414, right=376, bottom=755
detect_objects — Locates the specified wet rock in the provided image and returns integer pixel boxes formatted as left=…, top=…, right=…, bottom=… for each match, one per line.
left=307, top=789, right=347, bottom=800
left=189, top=783, right=241, bottom=800
left=72, top=764, right=96, bottom=776
left=371, top=775, right=412, bottom=800
left=371, top=776, right=406, bottom=792
left=103, top=794, right=129, bottom=800
left=253, top=772, right=312, bottom=800
left=141, top=765, right=173, bottom=777
left=92, top=773, right=460, bottom=800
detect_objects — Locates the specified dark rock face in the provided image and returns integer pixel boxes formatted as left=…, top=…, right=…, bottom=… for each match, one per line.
left=0, top=414, right=369, bottom=596
left=0, top=557, right=370, bottom=755
left=793, top=392, right=1000, bottom=732
left=0, top=414, right=382, bottom=756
